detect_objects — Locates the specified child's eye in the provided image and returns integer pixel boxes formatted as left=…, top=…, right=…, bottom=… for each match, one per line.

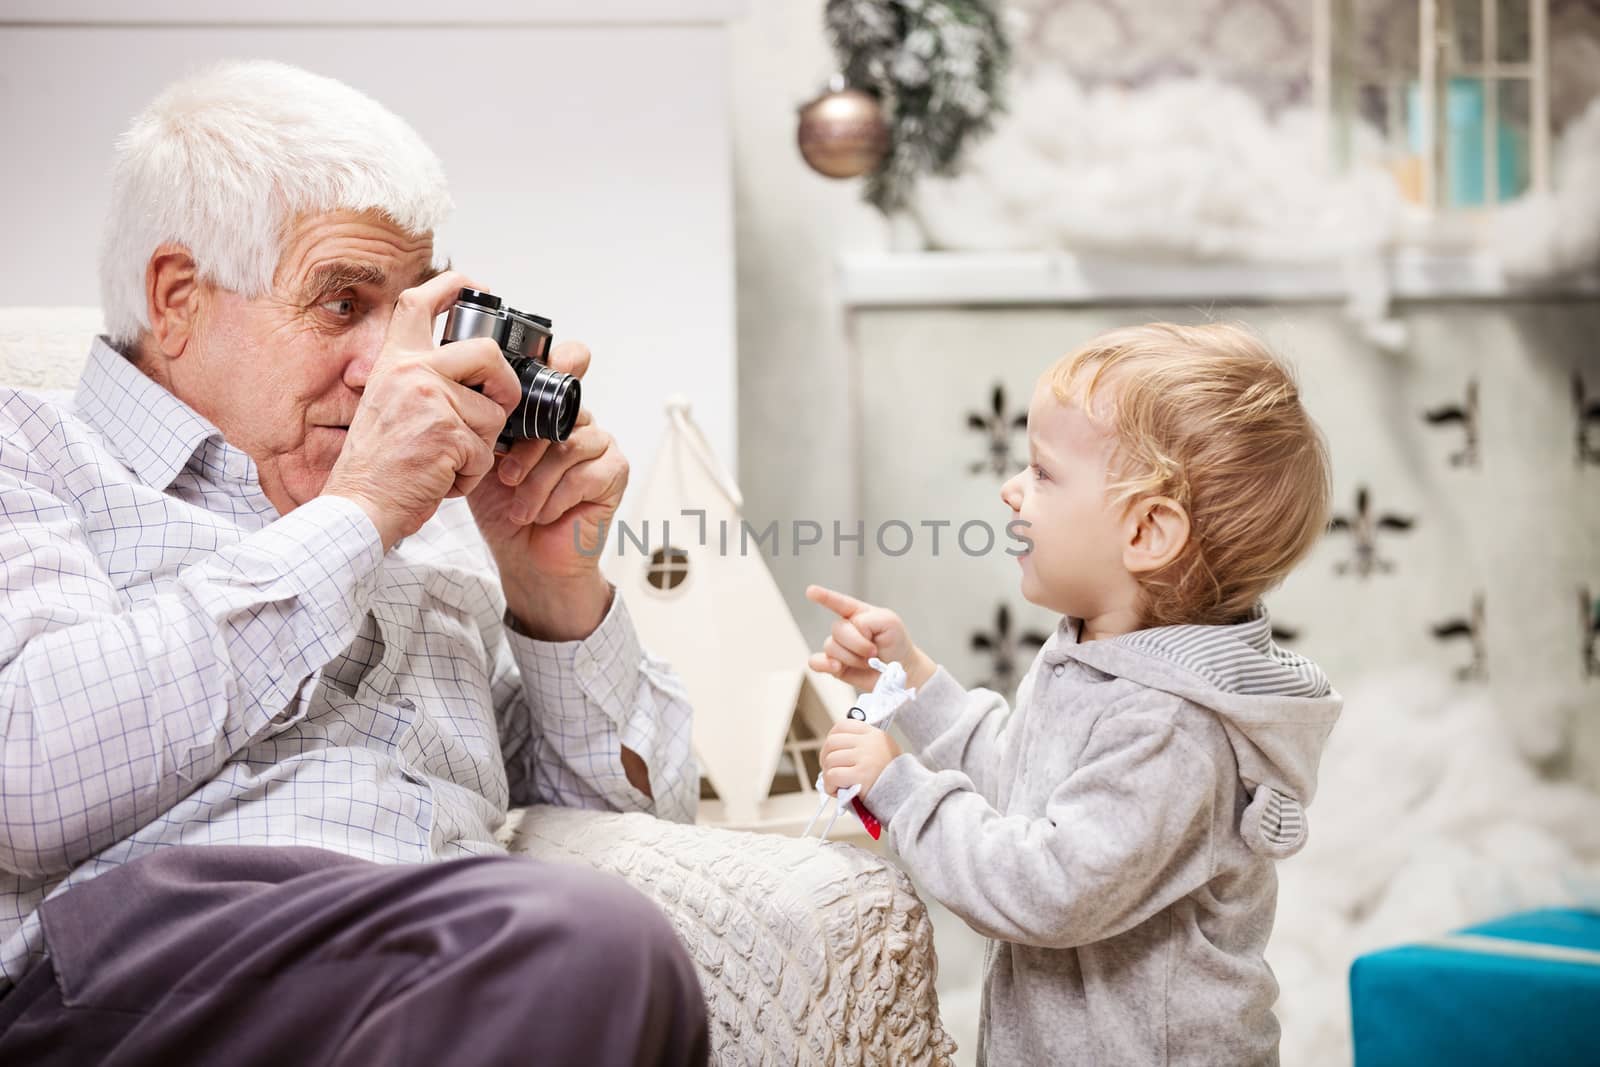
left=1031, top=464, right=1049, bottom=481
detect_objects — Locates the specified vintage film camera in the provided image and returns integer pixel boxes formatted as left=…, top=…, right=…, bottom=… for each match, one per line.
left=439, top=287, right=580, bottom=447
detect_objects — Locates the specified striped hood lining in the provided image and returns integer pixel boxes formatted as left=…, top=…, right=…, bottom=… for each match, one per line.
left=1112, top=605, right=1331, bottom=700
left=1053, top=603, right=1341, bottom=860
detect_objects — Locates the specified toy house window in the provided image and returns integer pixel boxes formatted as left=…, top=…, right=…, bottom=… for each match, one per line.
left=646, top=546, right=690, bottom=593
left=769, top=715, right=824, bottom=797
left=698, top=720, right=823, bottom=800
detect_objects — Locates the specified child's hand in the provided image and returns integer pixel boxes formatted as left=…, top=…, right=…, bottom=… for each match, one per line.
left=806, top=585, right=937, bottom=691
left=821, top=720, right=902, bottom=798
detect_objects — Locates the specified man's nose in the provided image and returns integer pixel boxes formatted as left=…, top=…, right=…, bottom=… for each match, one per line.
left=344, top=348, right=377, bottom=390
left=343, top=341, right=382, bottom=389
left=344, top=312, right=394, bottom=389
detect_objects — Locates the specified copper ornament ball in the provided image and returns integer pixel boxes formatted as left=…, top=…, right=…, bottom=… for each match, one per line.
left=797, top=88, right=889, bottom=179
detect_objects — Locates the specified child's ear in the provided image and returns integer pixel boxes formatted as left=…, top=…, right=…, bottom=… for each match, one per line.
left=1122, top=496, right=1191, bottom=574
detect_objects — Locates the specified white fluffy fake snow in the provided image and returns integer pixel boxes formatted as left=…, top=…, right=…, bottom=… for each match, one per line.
left=1494, top=93, right=1600, bottom=280
left=914, top=68, right=1600, bottom=282
left=912, top=70, right=1413, bottom=261
left=1269, top=668, right=1600, bottom=1067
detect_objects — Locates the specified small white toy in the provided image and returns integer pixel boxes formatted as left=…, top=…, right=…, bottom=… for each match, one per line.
left=803, top=658, right=916, bottom=841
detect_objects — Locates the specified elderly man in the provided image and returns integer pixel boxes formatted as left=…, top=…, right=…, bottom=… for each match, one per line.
left=0, top=61, right=706, bottom=1064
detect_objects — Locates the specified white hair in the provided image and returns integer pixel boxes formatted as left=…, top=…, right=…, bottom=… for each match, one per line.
left=99, top=60, right=453, bottom=347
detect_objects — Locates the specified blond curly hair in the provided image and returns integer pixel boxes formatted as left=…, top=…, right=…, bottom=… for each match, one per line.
left=1047, top=321, right=1332, bottom=628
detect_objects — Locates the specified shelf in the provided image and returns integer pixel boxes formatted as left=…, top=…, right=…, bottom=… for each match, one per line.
left=837, top=250, right=1600, bottom=309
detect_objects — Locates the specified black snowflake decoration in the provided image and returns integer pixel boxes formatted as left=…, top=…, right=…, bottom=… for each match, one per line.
left=1580, top=586, right=1599, bottom=680
left=971, top=602, right=1050, bottom=696
left=967, top=382, right=1029, bottom=477
left=1327, top=486, right=1416, bottom=578
left=1422, top=379, right=1480, bottom=468
left=1575, top=372, right=1600, bottom=467
left=1431, top=592, right=1488, bottom=683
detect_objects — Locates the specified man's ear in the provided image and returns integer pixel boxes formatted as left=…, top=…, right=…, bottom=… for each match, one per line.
left=144, top=243, right=203, bottom=361
left=1123, top=496, right=1191, bottom=574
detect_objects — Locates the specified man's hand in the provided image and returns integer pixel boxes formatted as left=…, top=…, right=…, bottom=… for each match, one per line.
left=806, top=585, right=938, bottom=691
left=821, top=720, right=902, bottom=798
left=324, top=271, right=520, bottom=550
left=468, top=340, right=629, bottom=642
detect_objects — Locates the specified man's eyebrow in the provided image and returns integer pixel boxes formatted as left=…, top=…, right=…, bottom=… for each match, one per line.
left=300, top=260, right=389, bottom=298
left=417, top=261, right=448, bottom=286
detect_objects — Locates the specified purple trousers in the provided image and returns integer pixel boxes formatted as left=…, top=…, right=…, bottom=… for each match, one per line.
left=0, top=845, right=708, bottom=1066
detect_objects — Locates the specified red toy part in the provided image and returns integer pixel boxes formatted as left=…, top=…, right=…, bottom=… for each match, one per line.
left=850, top=797, right=882, bottom=840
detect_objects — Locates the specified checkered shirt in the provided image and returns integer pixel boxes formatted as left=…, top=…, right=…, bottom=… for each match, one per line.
left=0, top=338, right=697, bottom=988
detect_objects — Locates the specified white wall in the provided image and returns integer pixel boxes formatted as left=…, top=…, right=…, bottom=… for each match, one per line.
left=0, top=1, right=740, bottom=481
left=728, top=0, right=888, bottom=624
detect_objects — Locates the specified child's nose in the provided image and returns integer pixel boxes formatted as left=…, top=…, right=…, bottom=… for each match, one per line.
left=999, top=474, right=1022, bottom=511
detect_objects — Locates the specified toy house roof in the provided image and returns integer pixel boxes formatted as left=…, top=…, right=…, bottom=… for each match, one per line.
left=617, top=398, right=856, bottom=823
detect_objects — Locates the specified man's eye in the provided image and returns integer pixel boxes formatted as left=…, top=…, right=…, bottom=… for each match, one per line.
left=320, top=297, right=355, bottom=316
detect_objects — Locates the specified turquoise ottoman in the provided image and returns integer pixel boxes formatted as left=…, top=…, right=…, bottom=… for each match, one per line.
left=1350, top=908, right=1600, bottom=1066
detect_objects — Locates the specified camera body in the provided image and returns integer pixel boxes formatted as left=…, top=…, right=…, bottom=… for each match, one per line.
left=439, top=288, right=580, bottom=446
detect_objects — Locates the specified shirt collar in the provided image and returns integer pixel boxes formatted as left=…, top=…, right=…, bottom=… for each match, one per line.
left=73, top=336, right=244, bottom=490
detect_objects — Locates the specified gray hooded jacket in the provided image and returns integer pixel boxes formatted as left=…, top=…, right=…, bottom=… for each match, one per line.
left=868, top=607, right=1341, bottom=1066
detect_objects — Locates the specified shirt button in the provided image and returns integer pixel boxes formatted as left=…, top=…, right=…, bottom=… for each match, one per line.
left=1052, top=664, right=1066, bottom=678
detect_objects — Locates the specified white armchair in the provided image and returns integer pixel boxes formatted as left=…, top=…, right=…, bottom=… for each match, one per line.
left=0, top=308, right=957, bottom=1067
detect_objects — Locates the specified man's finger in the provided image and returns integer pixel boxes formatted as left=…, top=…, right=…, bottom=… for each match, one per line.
left=497, top=438, right=552, bottom=486
left=497, top=408, right=597, bottom=484
left=388, top=269, right=482, bottom=350
left=431, top=337, right=521, bottom=416
left=507, top=426, right=610, bottom=522
left=445, top=375, right=517, bottom=446
left=446, top=434, right=497, bottom=498
left=533, top=451, right=626, bottom=526
left=547, top=340, right=591, bottom=380
left=806, top=584, right=866, bottom=619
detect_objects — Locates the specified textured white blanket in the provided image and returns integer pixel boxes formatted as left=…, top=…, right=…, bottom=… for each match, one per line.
left=505, top=807, right=956, bottom=1066
left=0, top=307, right=102, bottom=389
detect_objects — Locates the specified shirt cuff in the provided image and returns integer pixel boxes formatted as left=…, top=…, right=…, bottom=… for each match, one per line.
left=892, top=666, right=973, bottom=753
left=505, top=584, right=643, bottom=723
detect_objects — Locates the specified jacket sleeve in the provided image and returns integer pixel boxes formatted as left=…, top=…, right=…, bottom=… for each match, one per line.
left=889, top=665, right=1026, bottom=805
left=867, top=710, right=1218, bottom=949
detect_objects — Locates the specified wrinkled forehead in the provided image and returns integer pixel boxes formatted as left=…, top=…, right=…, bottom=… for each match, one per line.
left=273, top=209, right=438, bottom=294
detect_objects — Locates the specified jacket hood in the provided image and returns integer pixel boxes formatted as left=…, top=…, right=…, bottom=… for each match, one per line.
left=1053, top=605, right=1342, bottom=859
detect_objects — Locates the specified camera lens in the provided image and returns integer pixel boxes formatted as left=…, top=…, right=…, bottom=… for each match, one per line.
left=500, top=360, right=582, bottom=445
